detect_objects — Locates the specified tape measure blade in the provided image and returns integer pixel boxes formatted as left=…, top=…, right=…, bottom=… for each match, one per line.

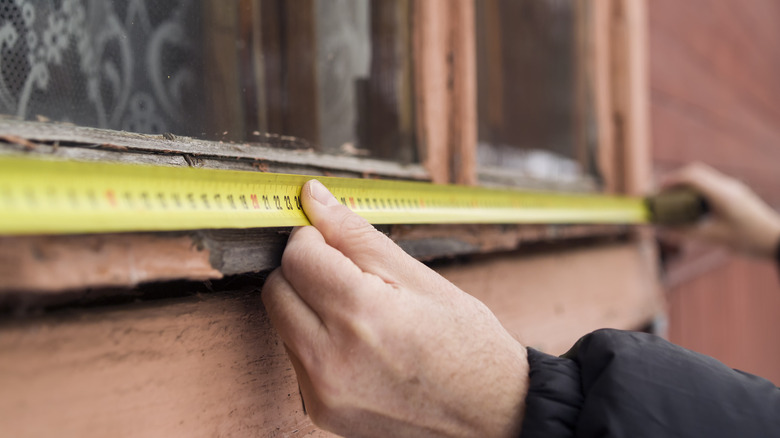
left=0, top=155, right=651, bottom=234
left=0, top=156, right=313, bottom=233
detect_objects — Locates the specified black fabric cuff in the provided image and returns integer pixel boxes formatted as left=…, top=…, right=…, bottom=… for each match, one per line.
left=518, top=348, right=583, bottom=438
left=775, top=237, right=780, bottom=267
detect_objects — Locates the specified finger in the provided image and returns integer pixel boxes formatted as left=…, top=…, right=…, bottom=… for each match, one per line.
left=282, top=224, right=386, bottom=316
left=299, top=179, right=416, bottom=282
left=658, top=162, right=709, bottom=189
left=284, top=346, right=342, bottom=432
left=687, top=219, right=733, bottom=246
left=659, top=163, right=750, bottom=221
left=285, top=347, right=318, bottom=410
left=664, top=219, right=732, bottom=248
left=659, top=163, right=729, bottom=201
left=288, top=226, right=303, bottom=241
left=261, top=268, right=326, bottom=354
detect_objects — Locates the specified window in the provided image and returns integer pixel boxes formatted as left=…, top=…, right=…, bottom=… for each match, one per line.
left=476, top=0, right=596, bottom=189
left=0, top=0, right=651, bottom=288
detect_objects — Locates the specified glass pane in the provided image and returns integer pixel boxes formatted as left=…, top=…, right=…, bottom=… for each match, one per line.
left=0, top=1, right=205, bottom=136
left=0, top=0, right=417, bottom=162
left=476, top=0, right=592, bottom=184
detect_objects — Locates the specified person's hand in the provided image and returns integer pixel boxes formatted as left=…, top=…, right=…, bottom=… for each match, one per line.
left=261, top=180, right=529, bottom=438
left=661, top=163, right=780, bottom=258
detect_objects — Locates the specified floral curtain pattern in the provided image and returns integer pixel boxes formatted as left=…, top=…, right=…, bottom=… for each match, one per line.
left=0, top=0, right=203, bottom=135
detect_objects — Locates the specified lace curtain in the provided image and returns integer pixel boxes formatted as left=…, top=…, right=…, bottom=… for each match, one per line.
left=0, top=0, right=204, bottom=135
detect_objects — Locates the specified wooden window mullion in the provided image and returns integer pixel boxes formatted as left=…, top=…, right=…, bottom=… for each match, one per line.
left=413, top=0, right=477, bottom=185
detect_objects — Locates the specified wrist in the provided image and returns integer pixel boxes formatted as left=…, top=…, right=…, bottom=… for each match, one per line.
left=471, top=344, right=529, bottom=438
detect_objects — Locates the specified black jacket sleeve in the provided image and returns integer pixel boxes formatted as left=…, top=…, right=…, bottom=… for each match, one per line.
left=519, top=329, right=780, bottom=438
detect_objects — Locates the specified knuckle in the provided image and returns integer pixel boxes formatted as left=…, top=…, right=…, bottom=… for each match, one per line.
left=280, top=243, right=299, bottom=269
left=347, top=316, right=382, bottom=348
left=687, top=162, right=716, bottom=182
left=260, top=277, right=279, bottom=315
left=286, top=225, right=319, bottom=248
left=333, top=213, right=391, bottom=250
left=281, top=229, right=317, bottom=269
left=688, top=162, right=708, bottom=173
left=306, top=404, right=328, bottom=428
left=261, top=269, right=283, bottom=296
left=308, top=402, right=341, bottom=432
left=337, top=211, right=372, bottom=235
left=280, top=253, right=299, bottom=281
left=341, top=215, right=388, bottom=245
left=260, top=271, right=284, bottom=311
left=307, top=373, right=350, bottom=430
left=677, top=162, right=704, bottom=178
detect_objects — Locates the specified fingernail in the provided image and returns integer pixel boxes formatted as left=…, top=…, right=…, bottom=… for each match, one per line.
left=308, top=179, right=339, bottom=206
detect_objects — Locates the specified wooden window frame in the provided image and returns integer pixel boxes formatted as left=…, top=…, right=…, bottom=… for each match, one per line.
left=0, top=1, right=663, bottom=435
left=0, top=0, right=657, bottom=307
left=0, top=0, right=651, bottom=293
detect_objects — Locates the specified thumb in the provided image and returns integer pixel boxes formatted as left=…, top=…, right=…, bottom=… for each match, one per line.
left=300, top=179, right=413, bottom=280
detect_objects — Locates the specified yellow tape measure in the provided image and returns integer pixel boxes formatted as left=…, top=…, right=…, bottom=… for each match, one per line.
left=0, top=155, right=650, bottom=234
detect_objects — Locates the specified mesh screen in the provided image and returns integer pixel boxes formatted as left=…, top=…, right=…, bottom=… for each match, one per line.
left=0, top=0, right=205, bottom=135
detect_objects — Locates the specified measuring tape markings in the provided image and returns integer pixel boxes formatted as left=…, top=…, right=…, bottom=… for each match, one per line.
left=0, top=155, right=649, bottom=234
